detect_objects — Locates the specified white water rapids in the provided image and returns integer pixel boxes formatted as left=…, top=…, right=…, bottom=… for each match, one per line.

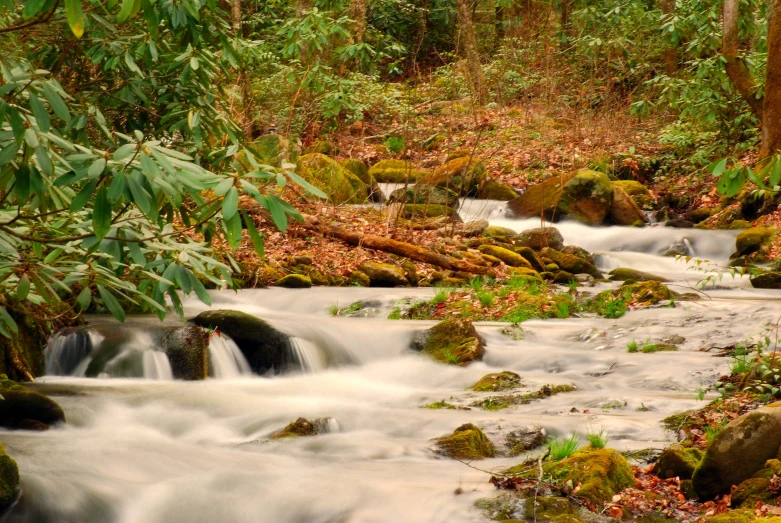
left=3, top=199, right=781, bottom=522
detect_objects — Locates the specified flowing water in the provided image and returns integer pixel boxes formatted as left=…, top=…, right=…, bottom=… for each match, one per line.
left=3, top=199, right=781, bottom=523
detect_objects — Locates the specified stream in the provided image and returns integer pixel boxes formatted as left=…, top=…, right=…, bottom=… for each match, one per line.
left=2, top=198, right=780, bottom=523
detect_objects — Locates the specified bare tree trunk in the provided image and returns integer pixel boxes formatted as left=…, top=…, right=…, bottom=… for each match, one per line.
left=761, top=0, right=781, bottom=157
left=232, top=0, right=242, bottom=35
left=455, top=0, right=488, bottom=105
left=560, top=0, right=572, bottom=50
left=661, top=0, right=678, bottom=74
left=232, top=0, right=254, bottom=137
left=495, top=2, right=505, bottom=47
left=349, top=0, right=369, bottom=45
left=723, top=0, right=764, bottom=119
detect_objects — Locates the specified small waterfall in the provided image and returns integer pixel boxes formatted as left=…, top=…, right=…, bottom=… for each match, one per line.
left=142, top=351, right=174, bottom=380
left=208, top=334, right=252, bottom=378
left=45, top=329, right=99, bottom=375
left=289, top=336, right=327, bottom=372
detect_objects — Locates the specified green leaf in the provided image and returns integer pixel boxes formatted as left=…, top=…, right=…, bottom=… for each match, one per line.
left=287, top=171, right=328, bottom=199
left=64, top=0, right=86, bottom=38
left=69, top=179, right=99, bottom=212
left=168, top=288, right=184, bottom=319
left=214, top=177, right=234, bottom=196
left=34, top=145, right=53, bottom=176
left=16, top=274, right=30, bottom=300
left=126, top=172, right=152, bottom=215
left=88, top=158, right=107, bottom=178
left=0, top=306, right=18, bottom=335
left=770, top=158, right=781, bottom=187
left=43, top=248, right=63, bottom=264
left=93, top=186, right=112, bottom=240
left=265, top=194, right=288, bottom=232
left=42, top=83, right=71, bottom=121
left=709, top=158, right=728, bottom=177
left=187, top=269, right=212, bottom=305
left=107, top=173, right=126, bottom=203
left=0, top=141, right=20, bottom=166
left=14, top=163, right=31, bottom=202
left=113, top=143, right=136, bottom=161
left=242, top=210, right=265, bottom=260
left=76, top=287, right=92, bottom=309
left=31, top=273, right=59, bottom=303
left=117, top=0, right=136, bottom=22
left=224, top=212, right=242, bottom=250
left=97, top=284, right=126, bottom=322
left=29, top=92, right=51, bottom=133
left=23, top=0, right=47, bottom=19
left=141, top=0, right=159, bottom=39
left=222, top=186, right=239, bottom=220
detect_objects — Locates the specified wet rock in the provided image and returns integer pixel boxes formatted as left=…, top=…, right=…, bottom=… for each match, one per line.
left=556, top=169, right=614, bottom=225
left=507, top=426, right=546, bottom=456
left=388, top=184, right=459, bottom=207
left=513, top=246, right=546, bottom=272
left=0, top=443, right=19, bottom=509
left=609, top=185, right=648, bottom=226
left=612, top=179, right=652, bottom=207
left=460, top=219, right=489, bottom=237
left=476, top=179, right=518, bottom=200
left=560, top=245, right=595, bottom=265
left=358, top=262, right=409, bottom=287
left=483, top=225, right=518, bottom=239
left=0, top=378, right=65, bottom=430
left=553, top=271, right=576, bottom=284
left=410, top=318, right=484, bottom=366
left=735, top=227, right=776, bottom=257
left=270, top=417, right=335, bottom=440
left=159, top=323, right=209, bottom=380
left=692, top=403, right=781, bottom=499
left=435, top=423, right=495, bottom=460
left=541, top=248, right=601, bottom=277
left=478, top=245, right=532, bottom=268
left=368, top=159, right=428, bottom=183
left=516, top=227, right=564, bottom=251
left=401, top=203, right=459, bottom=219
left=424, top=156, right=486, bottom=196
left=609, top=268, right=668, bottom=282
left=654, top=444, right=703, bottom=480
left=190, top=310, right=295, bottom=374
left=471, top=371, right=523, bottom=392
left=296, top=153, right=368, bottom=204
left=750, top=272, right=781, bottom=289
left=346, top=270, right=370, bottom=287
left=663, top=238, right=692, bottom=257
left=340, top=158, right=384, bottom=203
left=666, top=219, right=695, bottom=228
left=274, top=274, right=313, bottom=288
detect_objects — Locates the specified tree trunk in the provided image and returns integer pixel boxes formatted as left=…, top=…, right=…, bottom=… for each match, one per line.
left=349, top=0, right=369, bottom=45
left=723, top=0, right=764, bottom=119
left=761, top=0, right=781, bottom=157
left=455, top=0, right=488, bottom=105
left=231, top=0, right=242, bottom=35
left=559, top=0, right=572, bottom=50
left=231, top=0, right=254, bottom=137
left=661, top=0, right=678, bottom=74
left=495, top=2, right=505, bottom=47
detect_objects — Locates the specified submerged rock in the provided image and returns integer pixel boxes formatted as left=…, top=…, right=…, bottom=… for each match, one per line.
left=435, top=423, right=495, bottom=460
left=506, top=425, right=546, bottom=456
left=190, top=310, right=295, bottom=374
left=0, top=377, right=65, bottom=430
left=159, top=323, right=209, bottom=380
left=270, top=417, right=335, bottom=440
left=358, top=262, right=409, bottom=287
left=654, top=444, right=702, bottom=480
left=410, top=318, right=484, bottom=366
left=608, top=268, right=668, bottom=283
left=692, top=403, right=781, bottom=499
left=296, top=153, right=368, bottom=204
left=472, top=371, right=523, bottom=392
left=0, top=443, right=19, bottom=509
left=516, top=227, right=564, bottom=251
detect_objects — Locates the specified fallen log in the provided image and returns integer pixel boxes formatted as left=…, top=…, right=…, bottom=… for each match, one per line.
left=301, top=214, right=495, bottom=276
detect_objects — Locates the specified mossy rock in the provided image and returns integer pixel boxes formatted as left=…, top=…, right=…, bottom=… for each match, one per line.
left=609, top=268, right=668, bottom=283
left=483, top=225, right=518, bottom=239
left=388, top=184, right=459, bottom=207
left=410, top=318, right=484, bottom=365
left=270, top=417, right=333, bottom=440
left=612, top=180, right=652, bottom=207
left=654, top=444, right=703, bottom=480
left=507, top=172, right=575, bottom=220
left=159, top=323, right=209, bottom=380
left=435, top=423, right=495, bottom=460
left=553, top=271, right=576, bottom=284
left=340, top=158, right=384, bottom=202
left=345, top=270, right=371, bottom=287
left=525, top=496, right=580, bottom=521
left=0, top=444, right=19, bottom=509
left=401, top=203, right=458, bottom=219
left=729, top=220, right=753, bottom=230
left=368, top=159, right=428, bottom=183
left=478, top=245, right=532, bottom=268
left=0, top=378, right=65, bottom=429
left=296, top=153, right=368, bottom=204
left=731, top=477, right=775, bottom=508
left=517, top=227, right=565, bottom=251
left=304, top=140, right=336, bottom=155
left=423, top=133, right=446, bottom=150
left=693, top=404, right=781, bottom=499
left=560, top=245, right=595, bottom=265
left=513, top=247, right=546, bottom=272
left=706, top=510, right=759, bottom=522
left=424, top=156, right=486, bottom=196
left=557, top=169, right=614, bottom=225
left=507, top=267, right=542, bottom=280
left=735, top=227, right=776, bottom=257
left=472, top=371, right=523, bottom=392
left=536, top=448, right=634, bottom=505
left=358, top=262, right=409, bottom=287
left=541, top=248, right=600, bottom=277
left=274, top=274, right=313, bottom=288
left=252, top=134, right=300, bottom=167
left=609, top=185, right=648, bottom=226
left=190, top=310, right=295, bottom=374
left=476, top=179, right=518, bottom=201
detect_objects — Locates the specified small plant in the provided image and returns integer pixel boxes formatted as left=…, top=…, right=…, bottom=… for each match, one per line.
left=328, top=303, right=339, bottom=316
left=442, top=349, right=460, bottom=364
left=585, top=427, right=608, bottom=449
left=705, top=424, right=724, bottom=443
left=384, top=136, right=405, bottom=154
left=627, top=340, right=639, bottom=353
left=388, top=307, right=401, bottom=320
left=641, top=339, right=658, bottom=353
left=431, top=289, right=450, bottom=306
left=547, top=433, right=580, bottom=460
left=476, top=291, right=495, bottom=308
left=556, top=300, right=570, bottom=318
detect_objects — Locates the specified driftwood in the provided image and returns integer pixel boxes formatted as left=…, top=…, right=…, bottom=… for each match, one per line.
left=301, top=214, right=495, bottom=276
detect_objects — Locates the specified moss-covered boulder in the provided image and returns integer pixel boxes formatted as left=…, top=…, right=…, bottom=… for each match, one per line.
left=560, top=245, right=595, bottom=265
left=190, top=310, right=295, bottom=374
left=609, top=185, right=648, bottom=226
left=692, top=403, right=781, bottom=499
left=476, top=179, right=518, bottom=201
left=304, top=140, right=335, bottom=155
left=296, top=153, right=368, bottom=204
left=424, top=156, right=486, bottom=196
left=654, top=444, right=703, bottom=480
left=435, top=423, right=495, bottom=460
left=253, top=134, right=300, bottom=167
left=358, top=262, right=409, bottom=287
left=0, top=444, right=19, bottom=509
left=388, top=184, right=459, bottom=207
left=368, top=159, right=428, bottom=183
left=340, top=158, right=384, bottom=202
left=401, top=203, right=458, bottom=219
left=274, top=274, right=313, bottom=288
left=483, top=225, right=518, bottom=239
left=507, top=173, right=573, bottom=220
left=734, top=227, right=776, bottom=257
left=159, top=323, right=209, bottom=380
left=750, top=272, right=781, bottom=289
left=609, top=268, right=668, bottom=282
left=706, top=510, right=760, bottom=523
left=478, top=245, right=532, bottom=268
left=557, top=169, right=614, bottom=225
left=472, top=371, right=523, bottom=392
left=507, top=267, right=543, bottom=280
left=612, top=180, right=652, bottom=207
left=731, top=477, right=777, bottom=508
left=541, top=248, right=600, bottom=277
left=513, top=247, right=546, bottom=272
left=516, top=227, right=565, bottom=251
left=270, top=417, right=334, bottom=440
left=524, top=496, right=581, bottom=521
left=410, top=318, right=484, bottom=365
left=0, top=378, right=65, bottom=429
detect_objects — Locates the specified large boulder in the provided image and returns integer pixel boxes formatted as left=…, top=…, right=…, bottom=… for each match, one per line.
left=0, top=444, right=19, bottom=509
left=423, top=156, right=486, bottom=196
left=750, top=272, right=781, bottom=289
left=612, top=180, right=652, bottom=207
left=358, top=262, right=409, bottom=287
left=516, top=227, right=565, bottom=251
left=388, top=185, right=459, bottom=207
left=609, top=185, right=648, bottom=226
left=340, top=158, right=385, bottom=202
left=410, top=318, right=484, bottom=365
left=435, top=423, right=495, bottom=460
left=476, top=179, right=518, bottom=200
left=734, top=227, right=776, bottom=258
left=692, top=403, right=781, bottom=499
left=368, top=159, right=428, bottom=183
left=0, top=378, right=65, bottom=430
left=478, top=245, right=532, bottom=268
left=541, top=248, right=601, bottom=277
left=655, top=444, right=703, bottom=480
left=296, top=153, right=368, bottom=204
left=608, top=268, right=668, bottom=283
left=159, top=323, right=209, bottom=380
left=190, top=310, right=295, bottom=374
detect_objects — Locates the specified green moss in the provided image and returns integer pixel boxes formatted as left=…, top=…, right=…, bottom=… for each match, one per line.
left=706, top=509, right=757, bottom=522
left=425, top=156, right=486, bottom=196
left=411, top=318, right=484, bottom=365
left=0, top=444, right=19, bottom=509
left=253, top=134, right=299, bottom=166
left=368, top=159, right=428, bottom=183
left=541, top=248, right=600, bottom=277
left=609, top=268, right=668, bottom=282
left=612, top=180, right=652, bottom=207
left=305, top=140, right=335, bottom=155
left=274, top=274, right=313, bottom=288
left=401, top=203, right=458, bottom=218
left=735, top=227, right=776, bottom=256
left=483, top=226, right=518, bottom=239
left=472, top=371, right=523, bottom=392
left=654, top=444, right=703, bottom=480
left=435, top=423, right=495, bottom=460
left=545, top=448, right=634, bottom=505
left=0, top=378, right=66, bottom=429
left=358, top=262, right=409, bottom=287
left=557, top=169, right=614, bottom=225
left=388, top=185, right=459, bottom=207
left=296, top=153, right=368, bottom=204
left=513, top=247, right=546, bottom=272
left=270, top=417, right=332, bottom=440
left=729, top=220, right=753, bottom=230
left=346, top=270, right=371, bottom=287
left=524, top=496, right=577, bottom=521
left=477, top=179, right=518, bottom=201
left=420, top=400, right=459, bottom=409
left=471, top=384, right=576, bottom=411
left=338, top=158, right=369, bottom=179
left=731, top=477, right=774, bottom=508
left=478, top=245, right=532, bottom=268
